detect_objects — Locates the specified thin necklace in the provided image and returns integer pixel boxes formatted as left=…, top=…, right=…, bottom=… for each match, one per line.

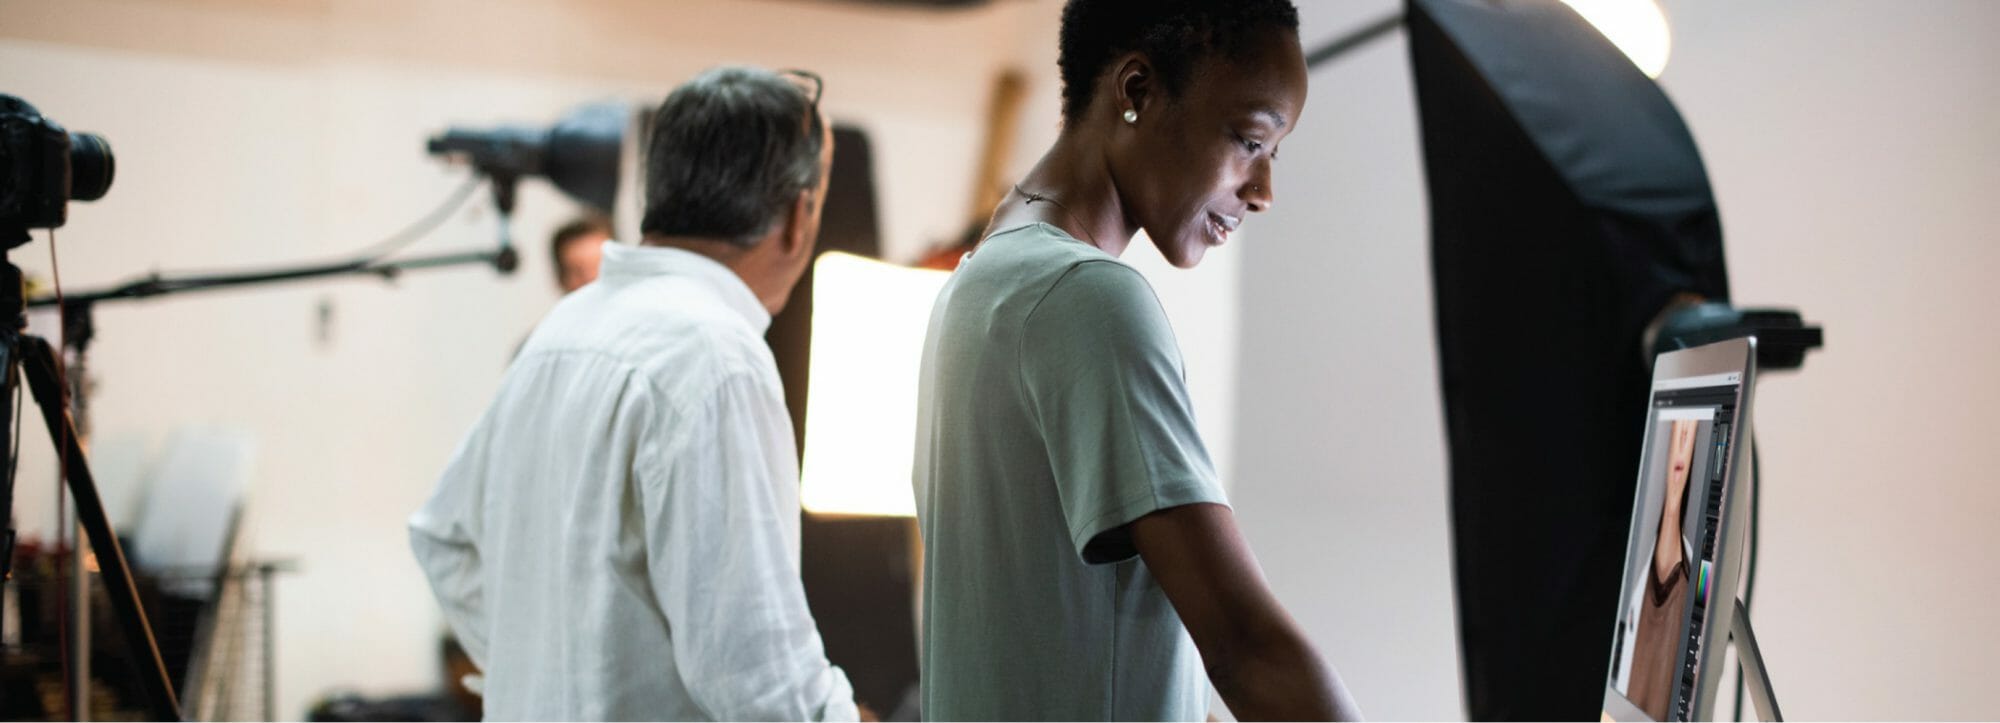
left=1013, top=183, right=1099, bottom=247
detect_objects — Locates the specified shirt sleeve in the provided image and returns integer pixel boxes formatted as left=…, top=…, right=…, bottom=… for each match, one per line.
left=1019, top=260, right=1229, bottom=565
left=408, top=424, right=494, bottom=669
left=638, top=370, right=858, bottom=722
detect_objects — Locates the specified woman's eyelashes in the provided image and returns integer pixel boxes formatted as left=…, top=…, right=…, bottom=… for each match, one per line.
left=1235, top=133, right=1282, bottom=163
left=1234, top=131, right=1263, bottom=155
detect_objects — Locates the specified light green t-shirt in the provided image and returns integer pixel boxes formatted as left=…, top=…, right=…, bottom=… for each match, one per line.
left=913, top=223, right=1227, bottom=721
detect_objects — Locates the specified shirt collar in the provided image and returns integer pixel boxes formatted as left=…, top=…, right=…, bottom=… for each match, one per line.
left=598, top=242, right=772, bottom=333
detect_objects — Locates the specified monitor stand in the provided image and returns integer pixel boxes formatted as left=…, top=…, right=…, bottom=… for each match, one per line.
left=1730, top=598, right=1783, bottom=721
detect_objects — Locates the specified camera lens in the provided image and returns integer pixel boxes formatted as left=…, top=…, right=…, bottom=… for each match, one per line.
left=67, top=131, right=115, bottom=201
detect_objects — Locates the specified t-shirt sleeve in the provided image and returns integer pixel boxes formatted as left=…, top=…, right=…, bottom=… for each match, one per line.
left=1019, top=259, right=1228, bottom=564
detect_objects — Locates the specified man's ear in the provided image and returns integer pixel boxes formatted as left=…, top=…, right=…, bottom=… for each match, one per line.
left=778, top=188, right=816, bottom=259
left=1114, top=53, right=1155, bottom=119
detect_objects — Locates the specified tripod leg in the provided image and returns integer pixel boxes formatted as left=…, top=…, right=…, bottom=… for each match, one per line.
left=20, top=335, right=181, bottom=720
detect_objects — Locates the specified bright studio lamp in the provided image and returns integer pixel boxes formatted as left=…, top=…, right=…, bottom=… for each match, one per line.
left=1561, top=0, right=1672, bottom=77
left=798, top=252, right=951, bottom=517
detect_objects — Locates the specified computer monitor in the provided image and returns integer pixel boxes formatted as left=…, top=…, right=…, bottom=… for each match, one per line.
left=1603, top=338, right=1758, bottom=722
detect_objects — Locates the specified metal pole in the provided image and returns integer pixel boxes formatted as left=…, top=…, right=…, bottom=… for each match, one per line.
left=70, top=522, right=90, bottom=721
left=66, top=304, right=96, bottom=722
left=261, top=564, right=276, bottom=721
left=26, top=246, right=517, bottom=310
left=1306, top=12, right=1406, bottom=70
left=1731, top=599, right=1782, bottom=721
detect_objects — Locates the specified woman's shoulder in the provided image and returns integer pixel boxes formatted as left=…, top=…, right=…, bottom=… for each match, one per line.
left=950, top=223, right=1158, bottom=323
left=1026, top=255, right=1167, bottom=336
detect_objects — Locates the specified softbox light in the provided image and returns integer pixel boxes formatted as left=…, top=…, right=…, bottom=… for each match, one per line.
left=1406, top=0, right=1730, bottom=718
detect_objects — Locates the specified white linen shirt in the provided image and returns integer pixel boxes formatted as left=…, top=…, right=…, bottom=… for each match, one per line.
left=410, top=242, right=856, bottom=722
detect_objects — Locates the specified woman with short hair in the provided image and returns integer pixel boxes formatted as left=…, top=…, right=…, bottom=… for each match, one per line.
left=913, top=1, right=1362, bottom=719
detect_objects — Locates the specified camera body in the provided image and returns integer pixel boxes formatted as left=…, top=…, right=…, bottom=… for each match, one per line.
left=1, top=94, right=115, bottom=240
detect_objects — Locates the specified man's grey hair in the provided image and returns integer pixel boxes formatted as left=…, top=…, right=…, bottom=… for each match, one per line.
left=640, top=66, right=824, bottom=247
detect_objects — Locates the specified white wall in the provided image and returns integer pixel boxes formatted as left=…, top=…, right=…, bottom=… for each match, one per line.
left=1239, top=1, right=2000, bottom=720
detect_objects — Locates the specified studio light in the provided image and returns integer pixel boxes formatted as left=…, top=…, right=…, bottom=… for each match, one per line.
left=797, top=251, right=950, bottom=517
left=1561, top=0, right=1672, bottom=78
left=426, top=100, right=627, bottom=215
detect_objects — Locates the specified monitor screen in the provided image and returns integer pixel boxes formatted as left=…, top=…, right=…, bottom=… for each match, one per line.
left=1605, top=372, right=1744, bottom=722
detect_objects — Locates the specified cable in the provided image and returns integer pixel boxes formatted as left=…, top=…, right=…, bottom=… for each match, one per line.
left=55, top=474, right=69, bottom=721
left=341, top=175, right=485, bottom=264
left=152, top=174, right=482, bottom=280
left=48, top=226, right=69, bottom=504
left=48, top=225, right=75, bottom=721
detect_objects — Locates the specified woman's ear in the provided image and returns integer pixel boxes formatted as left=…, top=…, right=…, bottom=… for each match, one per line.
left=1113, top=53, right=1154, bottom=120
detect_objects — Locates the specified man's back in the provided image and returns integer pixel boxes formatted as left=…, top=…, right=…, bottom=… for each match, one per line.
left=914, top=224, right=1223, bottom=721
left=411, top=243, right=853, bottom=721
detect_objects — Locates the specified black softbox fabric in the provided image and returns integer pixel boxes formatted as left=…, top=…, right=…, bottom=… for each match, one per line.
left=1406, top=0, right=1731, bottom=718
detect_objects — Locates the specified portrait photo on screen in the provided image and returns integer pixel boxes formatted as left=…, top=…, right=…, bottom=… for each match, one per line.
left=1609, top=408, right=1717, bottom=720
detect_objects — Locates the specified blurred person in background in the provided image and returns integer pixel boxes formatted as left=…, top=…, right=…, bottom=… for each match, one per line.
left=550, top=214, right=612, bottom=294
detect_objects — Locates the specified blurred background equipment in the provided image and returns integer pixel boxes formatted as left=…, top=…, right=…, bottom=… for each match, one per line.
left=425, top=100, right=627, bottom=218
left=14, top=98, right=634, bottom=315
left=0, top=93, right=114, bottom=232
left=126, top=429, right=290, bottom=723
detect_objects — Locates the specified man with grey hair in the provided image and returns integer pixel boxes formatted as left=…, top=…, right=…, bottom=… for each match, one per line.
left=410, top=66, right=855, bottom=721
